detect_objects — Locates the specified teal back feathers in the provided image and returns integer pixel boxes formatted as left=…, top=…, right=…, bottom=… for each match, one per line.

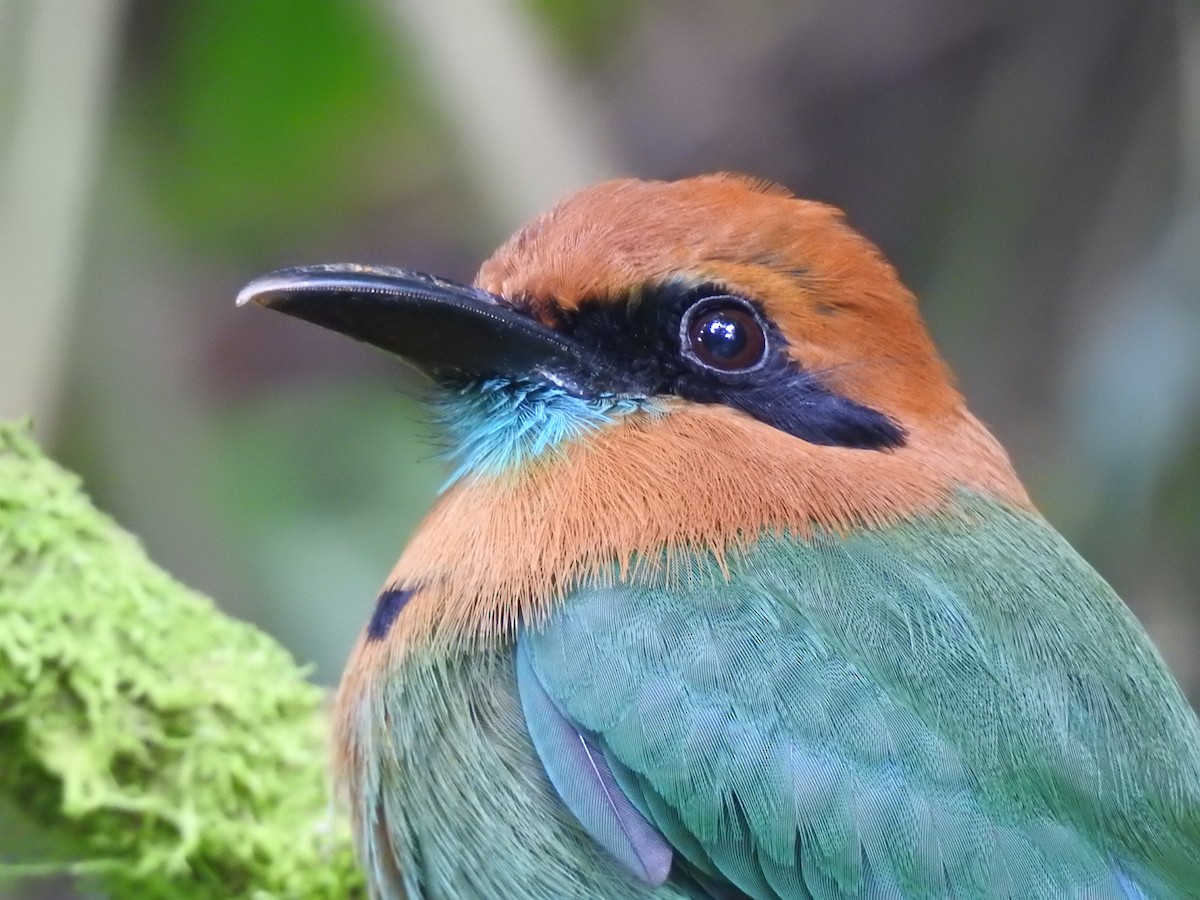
left=345, top=490, right=1200, bottom=898
left=344, top=643, right=710, bottom=899
left=519, top=492, right=1200, bottom=899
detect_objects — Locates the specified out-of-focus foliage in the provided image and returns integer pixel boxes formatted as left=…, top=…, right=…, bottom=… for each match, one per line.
left=129, top=0, right=440, bottom=253
left=523, top=0, right=638, bottom=63
left=209, top=382, right=444, bottom=671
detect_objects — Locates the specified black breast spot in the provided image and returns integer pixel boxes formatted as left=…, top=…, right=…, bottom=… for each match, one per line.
left=366, top=587, right=416, bottom=642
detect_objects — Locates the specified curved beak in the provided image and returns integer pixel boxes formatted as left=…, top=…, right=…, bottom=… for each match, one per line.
left=237, top=264, right=607, bottom=395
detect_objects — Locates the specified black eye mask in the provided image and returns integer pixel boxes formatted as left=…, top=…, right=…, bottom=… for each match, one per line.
left=555, top=282, right=906, bottom=451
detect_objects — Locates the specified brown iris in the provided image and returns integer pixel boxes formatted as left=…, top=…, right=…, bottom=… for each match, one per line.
left=684, top=298, right=768, bottom=372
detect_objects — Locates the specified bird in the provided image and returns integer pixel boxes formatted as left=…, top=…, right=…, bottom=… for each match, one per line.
left=237, top=174, right=1200, bottom=899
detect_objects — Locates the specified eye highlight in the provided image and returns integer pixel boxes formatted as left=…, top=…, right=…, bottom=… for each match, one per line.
left=682, top=297, right=768, bottom=372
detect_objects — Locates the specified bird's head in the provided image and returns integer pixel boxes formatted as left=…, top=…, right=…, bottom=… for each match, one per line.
left=240, top=174, right=1028, bottom=641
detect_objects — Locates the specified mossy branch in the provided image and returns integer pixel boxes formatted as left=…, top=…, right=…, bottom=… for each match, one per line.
left=0, top=421, right=364, bottom=898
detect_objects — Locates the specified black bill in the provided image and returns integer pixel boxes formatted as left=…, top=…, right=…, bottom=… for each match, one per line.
left=237, top=264, right=608, bottom=395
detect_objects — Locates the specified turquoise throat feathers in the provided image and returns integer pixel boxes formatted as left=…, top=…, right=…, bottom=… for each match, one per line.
left=431, top=378, right=659, bottom=488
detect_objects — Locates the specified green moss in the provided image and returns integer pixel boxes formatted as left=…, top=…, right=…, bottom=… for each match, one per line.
left=0, top=422, right=364, bottom=898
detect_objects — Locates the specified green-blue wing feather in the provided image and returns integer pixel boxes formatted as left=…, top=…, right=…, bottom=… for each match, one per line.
left=515, top=638, right=674, bottom=885
left=523, top=492, right=1200, bottom=899
left=351, top=646, right=710, bottom=899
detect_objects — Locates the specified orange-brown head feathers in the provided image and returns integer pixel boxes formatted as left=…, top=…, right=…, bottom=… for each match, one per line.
left=477, top=173, right=959, bottom=426
left=243, top=174, right=1030, bottom=649
left=377, top=175, right=1029, bottom=644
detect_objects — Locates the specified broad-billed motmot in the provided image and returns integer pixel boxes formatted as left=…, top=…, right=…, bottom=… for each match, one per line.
left=238, top=175, right=1200, bottom=899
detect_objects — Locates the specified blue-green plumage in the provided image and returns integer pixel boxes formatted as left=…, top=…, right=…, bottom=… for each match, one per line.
left=516, top=639, right=675, bottom=885
left=348, top=643, right=709, bottom=899
left=359, top=491, right=1200, bottom=898
left=521, top=492, right=1200, bottom=898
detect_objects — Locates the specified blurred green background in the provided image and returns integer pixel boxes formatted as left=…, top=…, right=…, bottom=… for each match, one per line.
left=2, top=0, right=1199, bottom=895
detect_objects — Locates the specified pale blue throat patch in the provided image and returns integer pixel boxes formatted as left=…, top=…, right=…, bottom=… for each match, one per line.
left=432, top=378, right=660, bottom=488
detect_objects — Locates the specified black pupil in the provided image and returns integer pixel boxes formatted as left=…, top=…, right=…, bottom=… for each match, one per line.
left=686, top=301, right=765, bottom=371
left=696, top=314, right=747, bottom=360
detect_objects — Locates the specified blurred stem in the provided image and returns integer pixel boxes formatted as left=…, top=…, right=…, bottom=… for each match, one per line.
left=379, top=0, right=619, bottom=230
left=1182, top=1, right=1200, bottom=197
left=57, top=153, right=244, bottom=615
left=0, top=0, right=125, bottom=438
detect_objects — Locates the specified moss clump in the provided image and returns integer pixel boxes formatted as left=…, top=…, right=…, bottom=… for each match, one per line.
left=0, top=422, right=364, bottom=898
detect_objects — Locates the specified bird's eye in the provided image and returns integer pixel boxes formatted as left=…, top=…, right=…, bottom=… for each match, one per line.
left=682, top=297, right=768, bottom=372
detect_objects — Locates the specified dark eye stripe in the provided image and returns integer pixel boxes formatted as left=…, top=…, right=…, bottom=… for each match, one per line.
left=555, top=283, right=905, bottom=451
